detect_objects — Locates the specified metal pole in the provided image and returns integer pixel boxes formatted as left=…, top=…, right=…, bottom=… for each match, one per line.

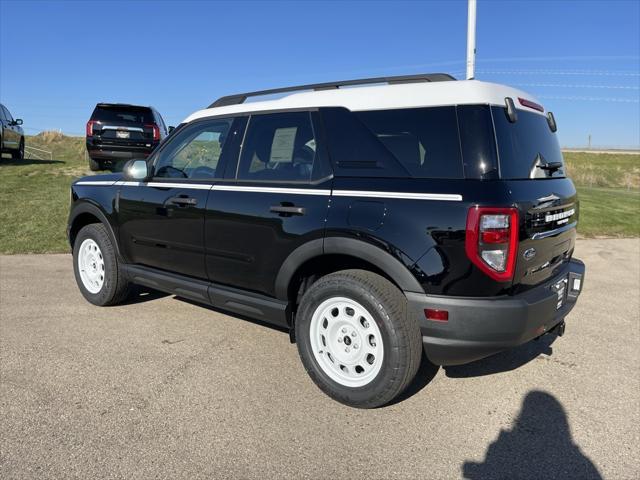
left=466, top=0, right=477, bottom=80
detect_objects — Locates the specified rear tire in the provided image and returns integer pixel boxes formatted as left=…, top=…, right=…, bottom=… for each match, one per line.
left=73, top=223, right=132, bottom=306
left=295, top=269, right=422, bottom=408
left=11, top=139, right=24, bottom=160
left=88, top=156, right=102, bottom=171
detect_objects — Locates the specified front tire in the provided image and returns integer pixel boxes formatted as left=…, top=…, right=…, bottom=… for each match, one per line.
left=295, top=270, right=422, bottom=408
left=12, top=139, right=24, bottom=160
left=73, top=223, right=132, bottom=306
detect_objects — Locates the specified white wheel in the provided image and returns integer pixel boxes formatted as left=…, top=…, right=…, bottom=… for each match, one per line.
left=77, top=238, right=105, bottom=294
left=309, top=296, right=384, bottom=388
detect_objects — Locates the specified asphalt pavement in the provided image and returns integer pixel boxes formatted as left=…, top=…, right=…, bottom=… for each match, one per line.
left=1, top=239, right=638, bottom=479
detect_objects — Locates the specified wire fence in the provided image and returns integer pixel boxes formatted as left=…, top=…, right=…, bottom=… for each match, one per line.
left=24, top=145, right=53, bottom=161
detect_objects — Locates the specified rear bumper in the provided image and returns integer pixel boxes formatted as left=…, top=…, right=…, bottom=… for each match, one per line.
left=407, top=258, right=585, bottom=366
left=87, top=141, right=155, bottom=161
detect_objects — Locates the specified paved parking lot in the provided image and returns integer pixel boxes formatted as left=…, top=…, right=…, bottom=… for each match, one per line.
left=1, top=239, right=638, bottom=479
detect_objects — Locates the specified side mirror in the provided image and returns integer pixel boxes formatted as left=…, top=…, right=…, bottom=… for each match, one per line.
left=123, top=159, right=150, bottom=181
left=168, top=126, right=175, bottom=133
left=14, top=119, right=23, bottom=126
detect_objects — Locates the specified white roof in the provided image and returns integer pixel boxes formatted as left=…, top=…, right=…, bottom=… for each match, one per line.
left=183, top=79, right=545, bottom=123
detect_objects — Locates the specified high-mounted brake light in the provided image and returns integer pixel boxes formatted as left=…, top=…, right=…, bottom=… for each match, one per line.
left=518, top=97, right=544, bottom=113
left=86, top=120, right=96, bottom=136
left=465, top=207, right=519, bottom=282
left=145, top=124, right=160, bottom=141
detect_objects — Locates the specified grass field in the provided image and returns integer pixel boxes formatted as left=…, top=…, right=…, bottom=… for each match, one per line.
left=0, top=133, right=638, bottom=254
left=563, top=152, right=640, bottom=237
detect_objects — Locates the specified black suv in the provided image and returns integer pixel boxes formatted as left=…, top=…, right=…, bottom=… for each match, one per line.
left=0, top=103, right=24, bottom=160
left=68, top=74, right=585, bottom=408
left=85, top=103, right=168, bottom=171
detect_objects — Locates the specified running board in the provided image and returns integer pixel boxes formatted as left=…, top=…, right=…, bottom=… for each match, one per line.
left=123, top=265, right=289, bottom=328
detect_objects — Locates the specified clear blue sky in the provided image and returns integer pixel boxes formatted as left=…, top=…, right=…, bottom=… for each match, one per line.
left=1, top=0, right=638, bottom=147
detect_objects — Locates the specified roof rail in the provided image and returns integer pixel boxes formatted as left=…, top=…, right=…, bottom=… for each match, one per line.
left=208, top=73, right=456, bottom=108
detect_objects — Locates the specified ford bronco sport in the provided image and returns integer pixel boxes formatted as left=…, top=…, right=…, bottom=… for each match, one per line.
left=68, top=74, right=585, bottom=408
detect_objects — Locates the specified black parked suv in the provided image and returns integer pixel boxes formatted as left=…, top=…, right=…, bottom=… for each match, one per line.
left=68, top=74, right=585, bottom=408
left=0, top=103, right=25, bottom=160
left=86, top=103, right=168, bottom=171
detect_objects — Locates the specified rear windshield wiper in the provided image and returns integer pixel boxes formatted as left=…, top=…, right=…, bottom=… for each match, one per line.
left=536, top=161, right=563, bottom=172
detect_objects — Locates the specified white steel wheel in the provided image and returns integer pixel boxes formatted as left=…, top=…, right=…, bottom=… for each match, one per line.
left=309, top=296, right=384, bottom=388
left=77, top=238, right=105, bottom=294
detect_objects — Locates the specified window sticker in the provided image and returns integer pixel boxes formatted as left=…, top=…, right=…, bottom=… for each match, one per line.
left=270, top=127, right=297, bottom=163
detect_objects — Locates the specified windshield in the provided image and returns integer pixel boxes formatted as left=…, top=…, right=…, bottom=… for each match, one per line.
left=491, top=106, right=565, bottom=179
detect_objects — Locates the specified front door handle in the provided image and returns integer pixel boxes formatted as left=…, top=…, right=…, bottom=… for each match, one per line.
left=167, top=196, right=197, bottom=207
left=270, top=205, right=306, bottom=216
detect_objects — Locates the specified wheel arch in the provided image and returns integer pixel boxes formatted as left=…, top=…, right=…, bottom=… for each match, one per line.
left=68, top=202, right=121, bottom=258
left=275, top=237, right=424, bottom=304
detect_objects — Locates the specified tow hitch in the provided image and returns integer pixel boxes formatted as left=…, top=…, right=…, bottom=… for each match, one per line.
left=550, top=320, right=566, bottom=337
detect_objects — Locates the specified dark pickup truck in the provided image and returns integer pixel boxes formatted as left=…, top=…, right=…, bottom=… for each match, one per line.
left=68, top=74, right=585, bottom=408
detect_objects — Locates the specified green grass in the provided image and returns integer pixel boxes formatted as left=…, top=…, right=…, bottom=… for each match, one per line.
left=564, top=152, right=640, bottom=189
left=0, top=134, right=638, bottom=254
left=0, top=133, right=91, bottom=254
left=576, top=186, right=640, bottom=237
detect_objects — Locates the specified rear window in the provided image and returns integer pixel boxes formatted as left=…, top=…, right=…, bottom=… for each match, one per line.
left=91, top=105, right=154, bottom=125
left=491, top=106, right=565, bottom=179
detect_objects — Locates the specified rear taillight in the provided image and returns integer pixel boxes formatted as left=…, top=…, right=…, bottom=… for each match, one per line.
left=465, top=207, right=519, bottom=282
left=86, top=120, right=96, bottom=136
left=145, top=124, right=160, bottom=141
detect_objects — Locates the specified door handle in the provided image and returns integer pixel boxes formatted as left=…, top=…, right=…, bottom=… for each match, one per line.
left=270, top=205, right=306, bottom=216
left=167, top=196, right=197, bottom=207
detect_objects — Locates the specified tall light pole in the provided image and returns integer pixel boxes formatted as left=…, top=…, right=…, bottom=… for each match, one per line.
left=466, top=0, right=477, bottom=80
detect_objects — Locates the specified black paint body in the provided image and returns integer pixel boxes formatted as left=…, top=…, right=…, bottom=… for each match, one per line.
left=68, top=103, right=584, bottom=366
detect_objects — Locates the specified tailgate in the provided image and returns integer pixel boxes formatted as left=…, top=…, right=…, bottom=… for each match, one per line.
left=508, top=178, right=578, bottom=290
left=96, top=125, right=154, bottom=145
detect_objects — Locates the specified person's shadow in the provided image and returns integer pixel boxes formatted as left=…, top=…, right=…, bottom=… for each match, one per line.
left=463, top=391, right=602, bottom=479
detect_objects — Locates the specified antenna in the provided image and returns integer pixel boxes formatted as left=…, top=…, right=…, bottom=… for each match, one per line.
left=466, top=0, right=477, bottom=80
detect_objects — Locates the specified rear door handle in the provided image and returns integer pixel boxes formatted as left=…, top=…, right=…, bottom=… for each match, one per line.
left=270, top=205, right=306, bottom=216
left=167, top=196, right=197, bottom=207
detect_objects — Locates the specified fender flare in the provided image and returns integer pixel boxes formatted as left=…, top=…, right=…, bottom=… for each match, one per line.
left=68, top=201, right=122, bottom=258
left=274, top=237, right=424, bottom=300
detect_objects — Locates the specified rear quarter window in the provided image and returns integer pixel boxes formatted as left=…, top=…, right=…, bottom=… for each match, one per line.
left=321, top=107, right=464, bottom=179
left=355, top=107, right=464, bottom=179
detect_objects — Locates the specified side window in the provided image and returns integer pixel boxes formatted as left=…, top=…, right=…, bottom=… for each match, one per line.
left=3, top=106, right=13, bottom=123
left=154, top=118, right=236, bottom=179
left=237, top=112, right=317, bottom=182
left=320, top=107, right=409, bottom=178
left=0, top=106, right=5, bottom=122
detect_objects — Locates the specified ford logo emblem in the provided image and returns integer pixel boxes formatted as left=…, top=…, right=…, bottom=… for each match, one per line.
left=523, top=248, right=537, bottom=261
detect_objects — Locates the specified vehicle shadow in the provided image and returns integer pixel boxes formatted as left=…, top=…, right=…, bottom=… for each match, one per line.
left=0, top=158, right=65, bottom=166
left=174, top=297, right=290, bottom=334
left=387, top=355, right=440, bottom=406
left=122, top=286, right=170, bottom=305
left=445, top=334, right=557, bottom=378
left=462, top=390, right=602, bottom=479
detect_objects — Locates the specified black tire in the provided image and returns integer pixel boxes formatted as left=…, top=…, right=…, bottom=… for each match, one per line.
left=88, top=156, right=102, bottom=171
left=295, top=269, right=422, bottom=408
left=11, top=138, right=24, bottom=160
left=72, top=223, right=132, bottom=306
